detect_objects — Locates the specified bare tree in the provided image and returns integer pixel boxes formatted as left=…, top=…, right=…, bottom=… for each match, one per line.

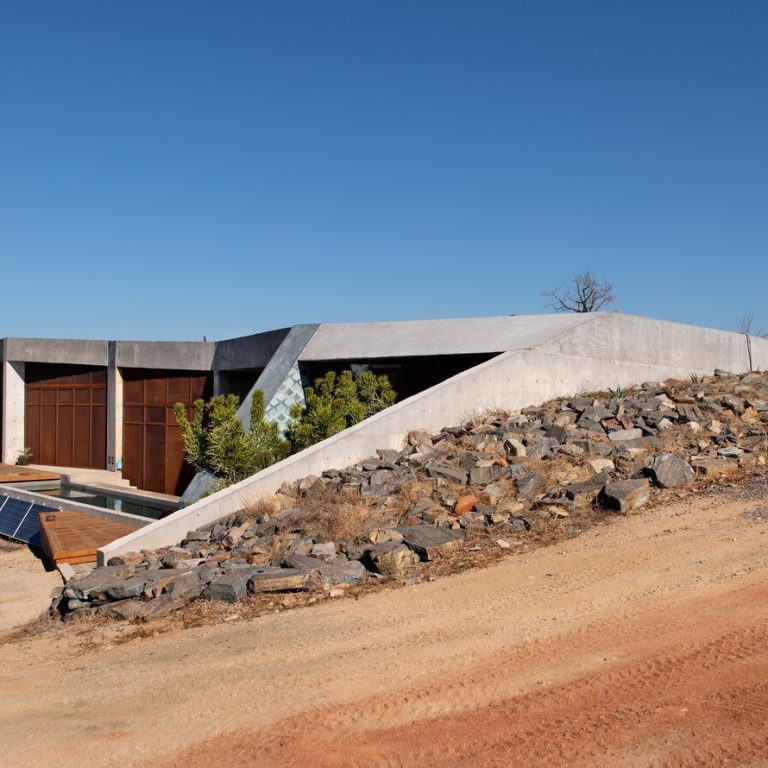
left=544, top=271, right=615, bottom=313
left=737, top=312, right=768, bottom=338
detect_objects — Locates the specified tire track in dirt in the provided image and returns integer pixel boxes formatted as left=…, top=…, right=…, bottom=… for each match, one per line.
left=3, top=485, right=768, bottom=768
left=164, top=583, right=768, bottom=767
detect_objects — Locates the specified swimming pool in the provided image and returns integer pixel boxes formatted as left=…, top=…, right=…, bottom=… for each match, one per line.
left=40, top=486, right=175, bottom=520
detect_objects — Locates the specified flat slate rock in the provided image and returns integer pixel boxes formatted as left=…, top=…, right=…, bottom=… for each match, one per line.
left=600, top=479, right=650, bottom=513
left=283, top=555, right=366, bottom=585
left=64, top=564, right=137, bottom=600
left=647, top=454, right=695, bottom=488
left=248, top=567, right=310, bottom=593
left=517, top=472, right=545, bottom=500
left=205, top=569, right=259, bottom=603
left=608, top=428, right=644, bottom=442
left=396, top=525, right=464, bottom=561
left=425, top=462, right=468, bottom=484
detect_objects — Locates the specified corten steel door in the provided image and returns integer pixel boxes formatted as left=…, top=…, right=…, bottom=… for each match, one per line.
left=24, top=364, right=107, bottom=469
left=122, top=370, right=212, bottom=495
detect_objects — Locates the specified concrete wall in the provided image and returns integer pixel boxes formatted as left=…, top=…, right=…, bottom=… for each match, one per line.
left=544, top=312, right=768, bottom=372
left=114, top=340, right=216, bottom=370
left=212, top=328, right=291, bottom=371
left=98, top=314, right=764, bottom=562
left=301, top=314, right=594, bottom=360
left=1, top=361, right=25, bottom=464
left=3, top=338, right=109, bottom=366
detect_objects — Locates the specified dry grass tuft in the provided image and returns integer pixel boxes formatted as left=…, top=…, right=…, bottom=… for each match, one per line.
left=3, top=610, right=59, bottom=643
left=297, top=491, right=383, bottom=542
left=240, top=492, right=295, bottom=522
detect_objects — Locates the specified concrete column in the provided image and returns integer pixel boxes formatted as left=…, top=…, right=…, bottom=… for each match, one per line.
left=106, top=343, right=124, bottom=473
left=2, top=361, right=25, bottom=465
left=213, top=370, right=225, bottom=396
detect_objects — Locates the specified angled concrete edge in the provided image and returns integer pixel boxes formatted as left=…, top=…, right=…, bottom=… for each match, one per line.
left=180, top=324, right=320, bottom=505
left=99, top=316, right=768, bottom=564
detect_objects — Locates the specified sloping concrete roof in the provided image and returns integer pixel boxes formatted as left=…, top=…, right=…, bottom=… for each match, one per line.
left=299, top=314, right=598, bottom=360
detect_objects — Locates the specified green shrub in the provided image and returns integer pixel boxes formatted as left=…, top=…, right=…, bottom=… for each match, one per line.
left=175, top=370, right=396, bottom=491
left=174, top=390, right=289, bottom=491
left=287, top=369, right=396, bottom=451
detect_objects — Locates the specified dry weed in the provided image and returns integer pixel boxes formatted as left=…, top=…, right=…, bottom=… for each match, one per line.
left=297, top=491, right=382, bottom=541
left=240, top=492, right=295, bottom=522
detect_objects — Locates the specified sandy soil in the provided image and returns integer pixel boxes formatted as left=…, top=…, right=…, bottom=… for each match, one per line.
left=1, top=481, right=767, bottom=767
left=0, top=545, right=61, bottom=632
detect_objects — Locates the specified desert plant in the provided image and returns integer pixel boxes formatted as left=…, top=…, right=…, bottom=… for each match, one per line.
left=175, top=391, right=289, bottom=491
left=287, top=369, right=396, bottom=451
left=16, top=447, right=32, bottom=466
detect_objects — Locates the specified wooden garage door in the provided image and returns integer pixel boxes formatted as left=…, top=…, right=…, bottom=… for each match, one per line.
left=25, top=364, right=107, bottom=469
left=122, top=370, right=212, bottom=495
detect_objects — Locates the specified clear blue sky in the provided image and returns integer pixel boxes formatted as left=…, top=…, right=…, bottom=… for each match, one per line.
left=1, top=1, right=766, bottom=340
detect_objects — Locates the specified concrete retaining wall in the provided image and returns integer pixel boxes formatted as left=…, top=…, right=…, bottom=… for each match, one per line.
left=98, top=314, right=766, bottom=563
left=544, top=313, right=768, bottom=372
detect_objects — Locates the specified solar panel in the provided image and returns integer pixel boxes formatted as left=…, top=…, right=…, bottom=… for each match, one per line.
left=0, top=496, right=7, bottom=535
left=15, top=503, right=57, bottom=547
left=0, top=494, right=58, bottom=546
left=0, top=496, right=33, bottom=538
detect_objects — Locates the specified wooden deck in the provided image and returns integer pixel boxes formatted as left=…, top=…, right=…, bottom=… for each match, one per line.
left=0, top=463, right=60, bottom=484
left=39, top=510, right=141, bottom=565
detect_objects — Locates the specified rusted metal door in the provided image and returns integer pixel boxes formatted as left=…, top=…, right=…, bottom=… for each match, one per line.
left=122, top=370, right=212, bottom=495
left=24, top=364, right=107, bottom=469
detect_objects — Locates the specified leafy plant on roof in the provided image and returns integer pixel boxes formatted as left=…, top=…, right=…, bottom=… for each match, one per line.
left=287, top=369, right=396, bottom=452
left=174, top=390, right=289, bottom=491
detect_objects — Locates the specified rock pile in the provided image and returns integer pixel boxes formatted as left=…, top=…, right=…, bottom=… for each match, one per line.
left=51, top=370, right=768, bottom=622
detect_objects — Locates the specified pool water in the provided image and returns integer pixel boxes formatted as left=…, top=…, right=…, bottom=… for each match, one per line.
left=40, top=487, right=174, bottom=520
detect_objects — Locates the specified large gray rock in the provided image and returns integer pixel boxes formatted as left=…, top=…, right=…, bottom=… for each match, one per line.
left=517, top=472, right=545, bottom=500
left=564, top=472, right=610, bottom=505
left=367, top=544, right=418, bottom=576
left=600, top=479, right=650, bottom=513
left=205, top=569, right=261, bottom=602
left=64, top=565, right=137, bottom=601
left=248, top=567, right=311, bottom=593
left=106, top=575, right=151, bottom=601
left=283, top=555, right=366, bottom=585
left=161, top=547, right=191, bottom=568
left=397, top=525, right=464, bottom=561
left=426, top=462, right=468, bottom=484
left=647, top=454, right=695, bottom=488
left=469, top=464, right=505, bottom=485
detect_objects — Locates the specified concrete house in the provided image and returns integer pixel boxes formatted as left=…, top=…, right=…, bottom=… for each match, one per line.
left=2, top=313, right=766, bottom=513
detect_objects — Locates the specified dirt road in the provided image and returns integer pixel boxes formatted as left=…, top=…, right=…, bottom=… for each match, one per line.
left=1, top=482, right=767, bottom=767
left=0, top=545, right=60, bottom=632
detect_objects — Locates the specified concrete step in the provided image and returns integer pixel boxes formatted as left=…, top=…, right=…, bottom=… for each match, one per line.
left=28, top=465, right=135, bottom=489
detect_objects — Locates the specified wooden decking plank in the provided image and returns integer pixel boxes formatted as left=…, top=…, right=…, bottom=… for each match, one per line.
left=0, top=463, right=60, bottom=484
left=39, top=510, right=141, bottom=565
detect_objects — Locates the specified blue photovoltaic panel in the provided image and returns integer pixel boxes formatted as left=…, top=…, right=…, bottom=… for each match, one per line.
left=0, top=496, right=33, bottom=538
left=14, top=503, right=57, bottom=547
left=0, top=495, right=58, bottom=545
left=0, top=496, right=8, bottom=535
